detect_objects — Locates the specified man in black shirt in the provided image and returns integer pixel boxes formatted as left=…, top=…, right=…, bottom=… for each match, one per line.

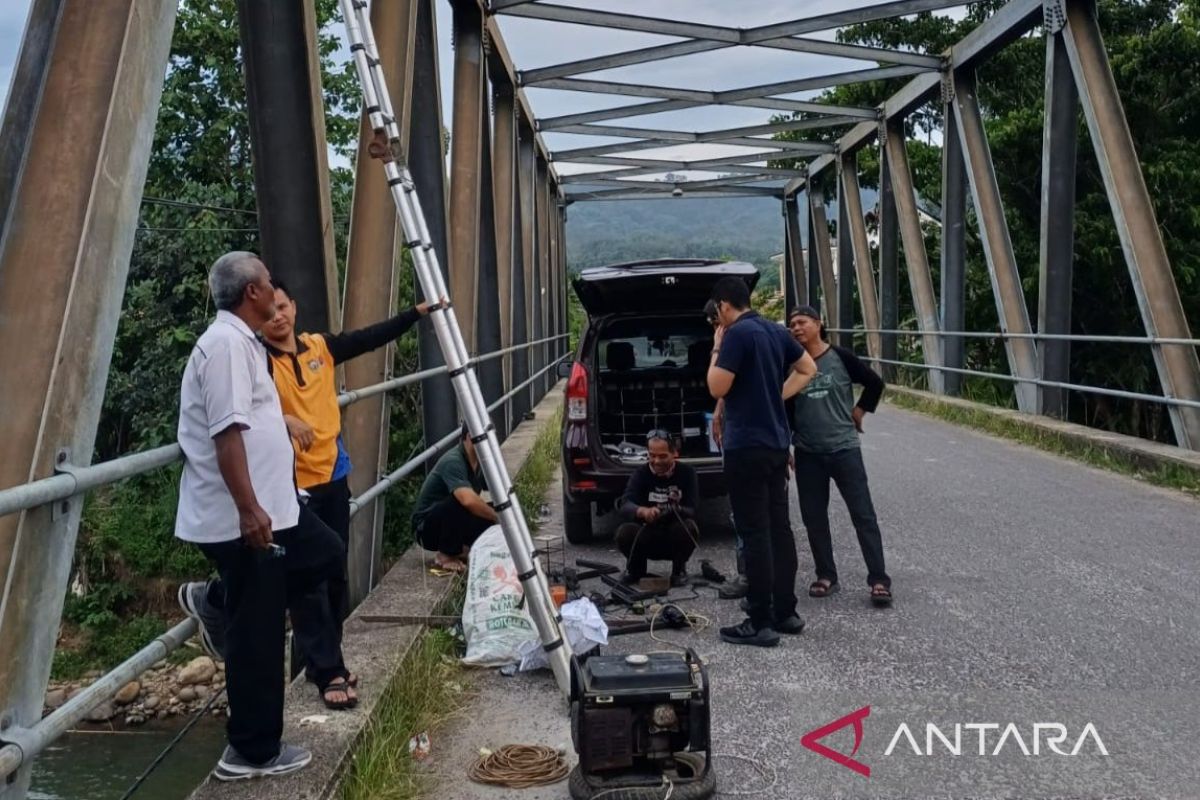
left=615, top=431, right=699, bottom=587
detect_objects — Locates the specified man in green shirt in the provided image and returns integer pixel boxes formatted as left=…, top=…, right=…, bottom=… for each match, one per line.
left=787, top=306, right=892, bottom=606
left=412, top=425, right=497, bottom=572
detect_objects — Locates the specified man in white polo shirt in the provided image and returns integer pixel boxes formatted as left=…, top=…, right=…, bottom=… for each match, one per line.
left=175, top=251, right=344, bottom=781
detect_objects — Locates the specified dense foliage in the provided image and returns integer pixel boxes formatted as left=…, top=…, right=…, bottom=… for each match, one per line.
left=771, top=0, right=1200, bottom=441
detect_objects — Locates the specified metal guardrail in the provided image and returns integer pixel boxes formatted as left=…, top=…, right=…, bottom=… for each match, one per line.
left=0, top=333, right=569, bottom=782
left=827, top=327, right=1200, bottom=411
left=0, top=619, right=197, bottom=781
left=828, top=327, right=1200, bottom=348
left=0, top=334, right=568, bottom=518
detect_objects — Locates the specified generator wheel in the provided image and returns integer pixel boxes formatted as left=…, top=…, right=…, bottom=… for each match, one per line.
left=567, top=753, right=715, bottom=800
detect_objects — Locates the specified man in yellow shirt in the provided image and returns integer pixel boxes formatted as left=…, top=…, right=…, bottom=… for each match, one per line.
left=261, top=281, right=430, bottom=704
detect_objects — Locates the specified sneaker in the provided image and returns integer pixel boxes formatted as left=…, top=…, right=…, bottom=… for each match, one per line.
left=670, top=570, right=688, bottom=588
left=719, top=619, right=780, bottom=648
left=214, top=743, right=312, bottom=781
left=717, top=574, right=748, bottom=600
left=775, top=615, right=806, bottom=635
left=178, top=581, right=225, bottom=660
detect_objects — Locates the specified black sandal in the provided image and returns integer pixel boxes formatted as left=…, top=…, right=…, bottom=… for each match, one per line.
left=809, top=579, right=839, bottom=598
left=870, top=583, right=893, bottom=607
left=320, top=676, right=358, bottom=710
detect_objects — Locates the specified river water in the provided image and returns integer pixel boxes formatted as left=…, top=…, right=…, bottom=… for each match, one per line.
left=29, top=720, right=226, bottom=800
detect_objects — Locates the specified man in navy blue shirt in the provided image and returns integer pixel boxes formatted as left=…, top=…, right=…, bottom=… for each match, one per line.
left=707, top=277, right=817, bottom=647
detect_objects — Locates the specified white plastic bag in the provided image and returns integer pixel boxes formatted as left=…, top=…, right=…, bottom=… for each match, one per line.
left=517, top=597, right=608, bottom=672
left=461, top=526, right=539, bottom=667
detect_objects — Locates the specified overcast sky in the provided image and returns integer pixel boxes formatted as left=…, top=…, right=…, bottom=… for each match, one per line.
left=0, top=1, right=964, bottom=182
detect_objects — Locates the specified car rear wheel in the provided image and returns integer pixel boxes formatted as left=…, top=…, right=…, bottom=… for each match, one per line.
left=563, top=490, right=594, bottom=544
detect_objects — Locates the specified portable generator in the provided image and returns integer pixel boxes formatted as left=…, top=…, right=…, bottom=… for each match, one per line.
left=568, top=648, right=715, bottom=799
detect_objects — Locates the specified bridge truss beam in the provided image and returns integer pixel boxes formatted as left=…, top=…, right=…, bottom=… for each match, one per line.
left=0, top=2, right=177, bottom=798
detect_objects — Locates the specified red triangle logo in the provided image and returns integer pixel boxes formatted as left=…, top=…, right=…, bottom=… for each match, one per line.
left=800, top=705, right=871, bottom=777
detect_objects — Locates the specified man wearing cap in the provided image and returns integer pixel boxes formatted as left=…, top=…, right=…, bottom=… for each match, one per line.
left=787, top=305, right=892, bottom=606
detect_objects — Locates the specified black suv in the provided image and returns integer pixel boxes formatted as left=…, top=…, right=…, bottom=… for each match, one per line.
left=556, top=258, right=759, bottom=543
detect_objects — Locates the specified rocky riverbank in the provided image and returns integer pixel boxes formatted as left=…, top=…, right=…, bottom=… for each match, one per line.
left=44, top=655, right=227, bottom=726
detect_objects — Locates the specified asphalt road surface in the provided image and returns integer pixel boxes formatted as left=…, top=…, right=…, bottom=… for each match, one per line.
left=429, top=404, right=1200, bottom=799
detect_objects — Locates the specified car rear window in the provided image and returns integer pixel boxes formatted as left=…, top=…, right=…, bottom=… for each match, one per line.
left=596, top=317, right=713, bottom=371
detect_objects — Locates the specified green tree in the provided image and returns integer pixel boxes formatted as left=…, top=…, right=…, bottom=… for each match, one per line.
left=775, top=1, right=1200, bottom=442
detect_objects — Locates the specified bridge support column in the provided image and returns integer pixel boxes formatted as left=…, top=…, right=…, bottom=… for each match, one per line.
left=536, top=159, right=552, bottom=398
left=518, top=121, right=541, bottom=412
left=836, top=161, right=856, bottom=348
left=448, top=0, right=485, bottom=353
left=340, top=0, right=416, bottom=605
left=840, top=155, right=883, bottom=363
left=952, top=69, right=1039, bottom=412
left=475, top=75, right=505, bottom=437
left=1038, top=25, right=1079, bottom=420
left=409, top=0, right=456, bottom=446
left=0, top=1, right=176, bottom=796
left=941, top=99, right=968, bottom=397
left=879, top=145, right=901, bottom=382
left=885, top=119, right=945, bottom=394
left=493, top=80, right=519, bottom=431
left=1060, top=0, right=1200, bottom=448
left=238, top=0, right=340, bottom=333
left=783, top=194, right=805, bottom=309
left=806, top=191, right=825, bottom=314
left=807, top=183, right=838, bottom=328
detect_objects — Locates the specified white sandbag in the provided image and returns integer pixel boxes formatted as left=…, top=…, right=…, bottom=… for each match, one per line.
left=460, top=525, right=539, bottom=667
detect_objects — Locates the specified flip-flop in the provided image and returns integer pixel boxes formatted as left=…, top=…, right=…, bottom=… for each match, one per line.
left=870, top=584, right=893, bottom=607
left=809, top=580, right=839, bottom=598
left=320, top=677, right=358, bottom=710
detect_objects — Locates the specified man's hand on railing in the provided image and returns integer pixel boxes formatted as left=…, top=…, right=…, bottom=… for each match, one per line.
left=284, top=414, right=316, bottom=452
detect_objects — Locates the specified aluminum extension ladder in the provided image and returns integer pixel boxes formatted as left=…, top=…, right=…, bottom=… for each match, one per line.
left=338, top=0, right=573, bottom=695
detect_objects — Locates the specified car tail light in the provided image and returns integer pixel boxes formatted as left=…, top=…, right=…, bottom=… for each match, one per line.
left=566, top=362, right=588, bottom=421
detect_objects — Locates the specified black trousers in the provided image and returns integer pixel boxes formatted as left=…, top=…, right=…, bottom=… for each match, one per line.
left=291, top=477, right=351, bottom=682
left=724, top=447, right=797, bottom=628
left=417, top=496, right=493, bottom=555
left=197, top=505, right=344, bottom=765
left=794, top=447, right=890, bottom=588
left=615, top=518, right=698, bottom=578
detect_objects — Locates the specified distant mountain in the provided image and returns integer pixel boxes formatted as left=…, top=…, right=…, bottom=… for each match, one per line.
left=563, top=190, right=880, bottom=280
left=565, top=196, right=785, bottom=274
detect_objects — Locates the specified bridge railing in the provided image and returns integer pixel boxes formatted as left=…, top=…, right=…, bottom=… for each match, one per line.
left=0, top=334, right=570, bottom=783
left=828, top=327, right=1200, bottom=412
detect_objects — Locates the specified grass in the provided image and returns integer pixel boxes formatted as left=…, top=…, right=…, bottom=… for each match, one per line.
left=512, top=407, right=564, bottom=533
left=339, top=408, right=564, bottom=800
left=887, top=389, right=1200, bottom=497
left=339, top=616, right=472, bottom=800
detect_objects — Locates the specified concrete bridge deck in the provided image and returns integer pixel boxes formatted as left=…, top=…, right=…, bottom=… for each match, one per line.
left=428, top=403, right=1200, bottom=799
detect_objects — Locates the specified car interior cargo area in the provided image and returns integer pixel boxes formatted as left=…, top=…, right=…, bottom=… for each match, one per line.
left=593, top=315, right=720, bottom=464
